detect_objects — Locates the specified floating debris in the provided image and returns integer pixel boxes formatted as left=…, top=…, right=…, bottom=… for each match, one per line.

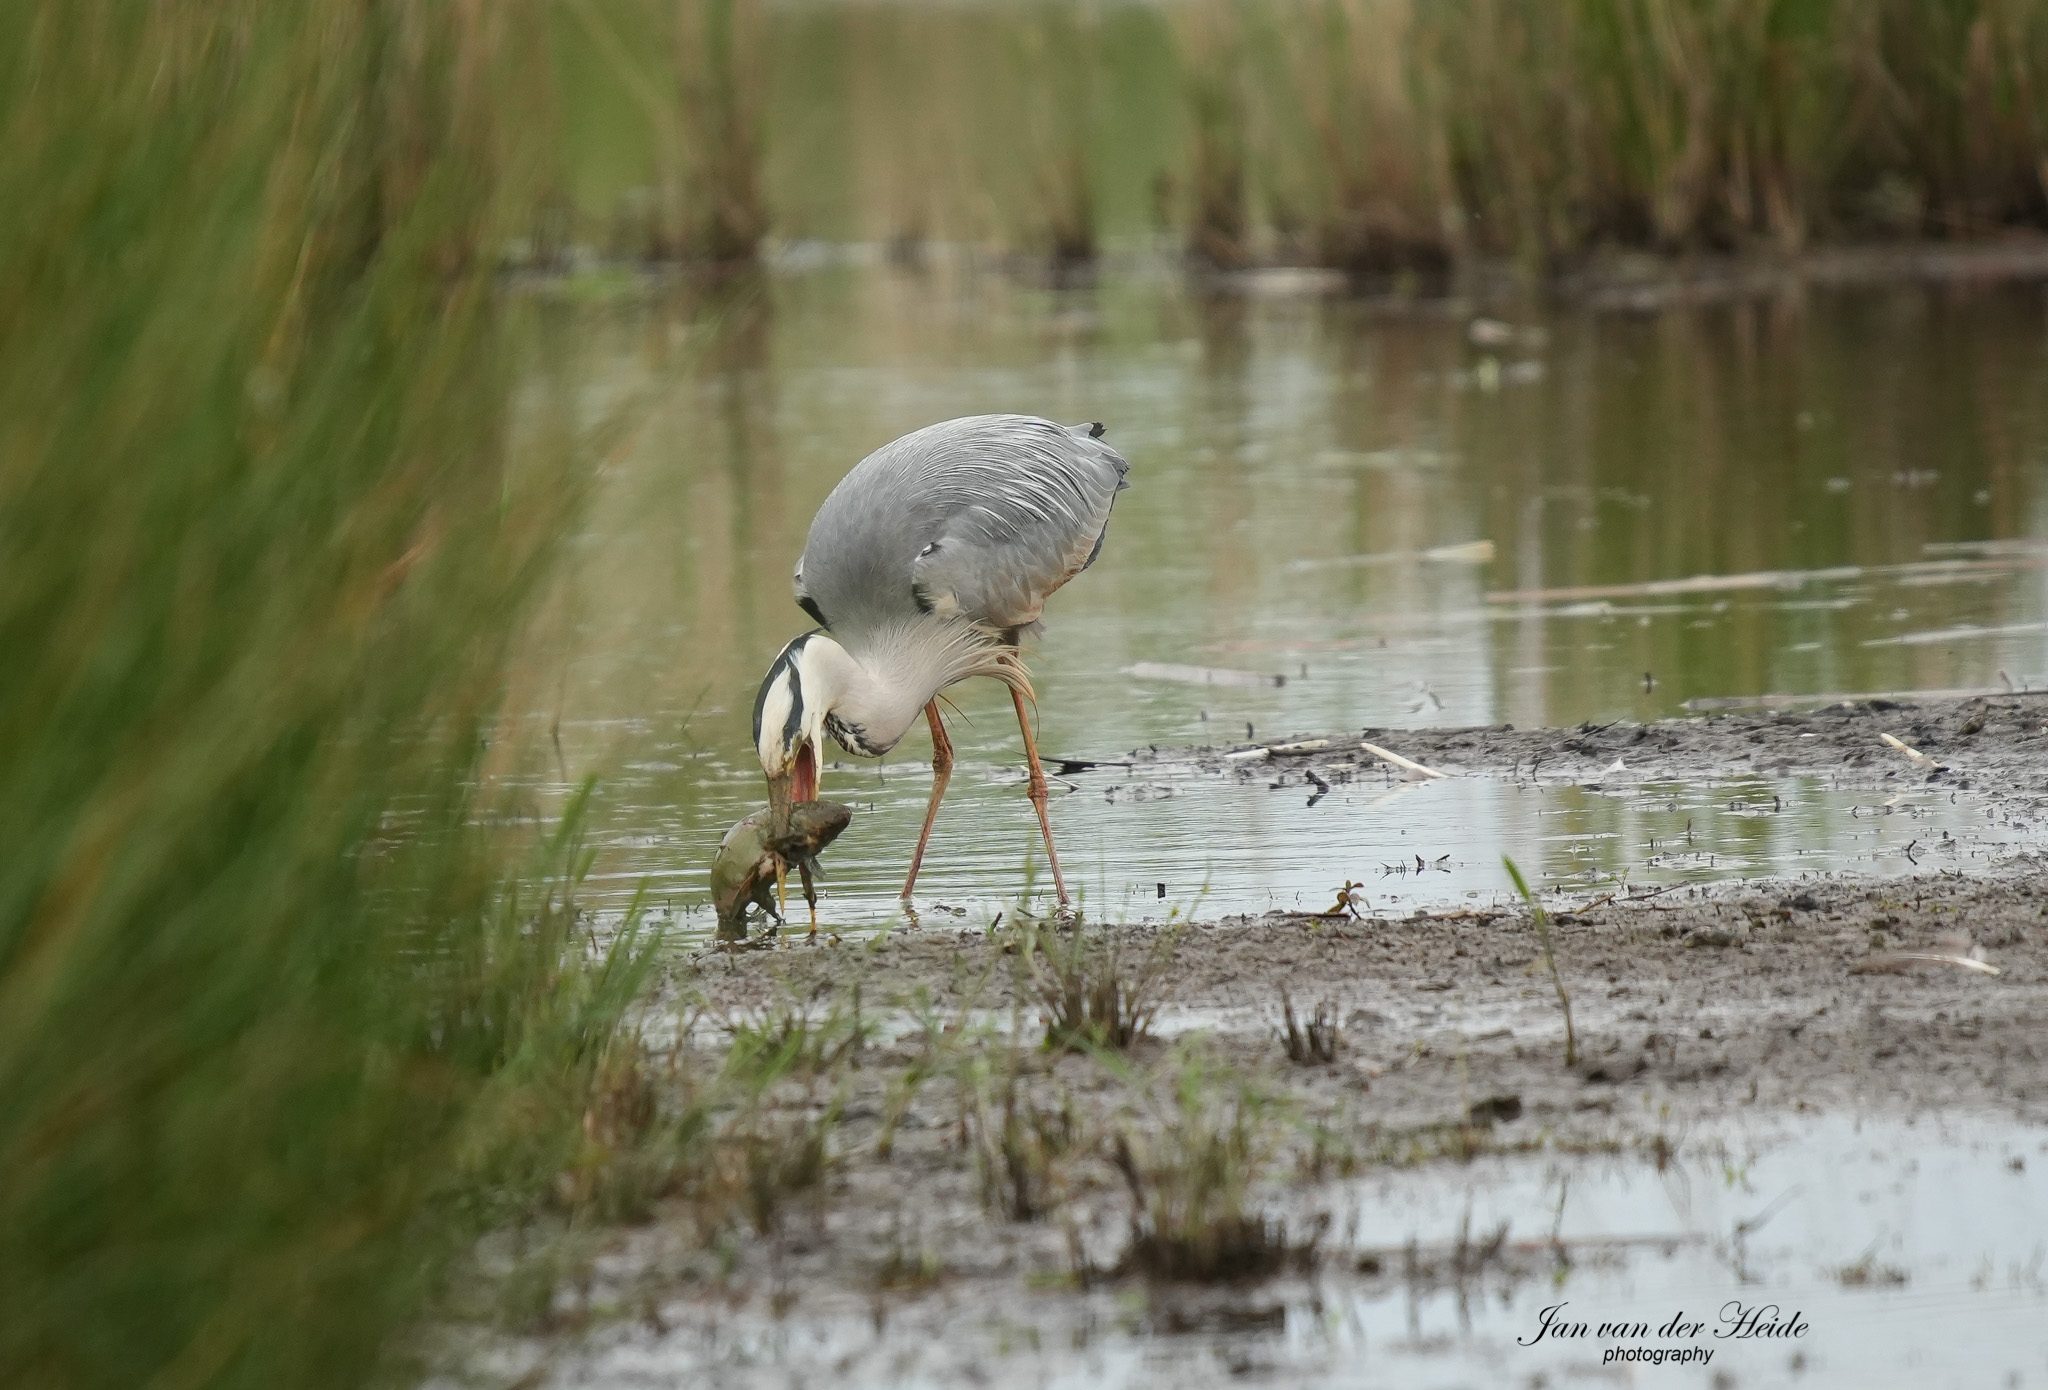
left=1924, top=538, right=2048, bottom=557
left=1051, top=755, right=1136, bottom=775
left=1286, top=538, right=1494, bottom=573
left=1862, top=620, right=2048, bottom=647
left=1486, top=555, right=2048, bottom=605
left=1126, top=661, right=1285, bottom=689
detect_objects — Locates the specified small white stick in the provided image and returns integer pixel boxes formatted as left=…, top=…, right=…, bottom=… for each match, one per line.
left=1267, top=738, right=1330, bottom=756
left=1850, top=952, right=2000, bottom=977
left=1359, top=740, right=1450, bottom=781
left=1878, top=732, right=1942, bottom=768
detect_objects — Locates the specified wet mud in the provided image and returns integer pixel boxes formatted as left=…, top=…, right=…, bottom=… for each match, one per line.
left=1174, top=689, right=2048, bottom=794
left=486, top=697, right=2048, bottom=1389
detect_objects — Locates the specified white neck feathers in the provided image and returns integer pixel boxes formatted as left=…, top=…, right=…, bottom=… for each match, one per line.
left=803, top=620, right=1029, bottom=756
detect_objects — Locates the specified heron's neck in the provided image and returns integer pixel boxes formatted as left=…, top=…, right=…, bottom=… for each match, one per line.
left=813, top=620, right=1027, bottom=756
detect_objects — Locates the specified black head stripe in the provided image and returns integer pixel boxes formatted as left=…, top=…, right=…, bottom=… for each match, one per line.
left=751, top=633, right=814, bottom=747
left=798, top=594, right=829, bottom=629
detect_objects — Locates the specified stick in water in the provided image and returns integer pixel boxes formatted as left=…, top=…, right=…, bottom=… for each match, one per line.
left=1359, top=740, right=1450, bottom=780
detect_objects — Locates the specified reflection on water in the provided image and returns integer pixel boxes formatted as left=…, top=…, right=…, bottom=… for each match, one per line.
left=497, top=1112, right=2048, bottom=1389
left=513, top=270, right=2048, bottom=928
left=1321, top=1112, right=2048, bottom=1389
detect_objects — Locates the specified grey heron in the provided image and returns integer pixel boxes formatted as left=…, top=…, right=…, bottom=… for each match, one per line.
left=752, top=414, right=1130, bottom=910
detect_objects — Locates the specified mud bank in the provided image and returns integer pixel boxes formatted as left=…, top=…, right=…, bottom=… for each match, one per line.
left=476, top=699, right=2048, bottom=1389
left=1164, top=689, right=2048, bottom=793
left=687, top=869, right=2048, bottom=1126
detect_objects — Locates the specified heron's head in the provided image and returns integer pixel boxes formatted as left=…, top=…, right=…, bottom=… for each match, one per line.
left=753, top=632, right=841, bottom=832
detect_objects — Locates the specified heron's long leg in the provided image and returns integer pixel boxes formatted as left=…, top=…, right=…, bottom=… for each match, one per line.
left=1010, top=686, right=1069, bottom=906
left=900, top=699, right=954, bottom=901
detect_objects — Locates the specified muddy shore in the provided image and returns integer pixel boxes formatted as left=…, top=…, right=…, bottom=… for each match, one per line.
left=488, top=696, right=2048, bottom=1389
left=1146, top=686, right=2048, bottom=792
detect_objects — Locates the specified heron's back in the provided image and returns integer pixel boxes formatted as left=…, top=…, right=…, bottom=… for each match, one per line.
left=796, top=415, right=1129, bottom=638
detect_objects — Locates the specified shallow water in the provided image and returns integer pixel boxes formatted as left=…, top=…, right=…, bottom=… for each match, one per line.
left=1312, top=1111, right=2048, bottom=1388
left=514, top=270, right=2048, bottom=930
left=498, top=1111, right=2048, bottom=1389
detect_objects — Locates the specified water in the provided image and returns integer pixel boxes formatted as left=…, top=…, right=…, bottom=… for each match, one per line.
left=492, top=1112, right=2048, bottom=1389
left=1307, top=1112, right=2048, bottom=1389
left=513, top=269, right=2048, bottom=931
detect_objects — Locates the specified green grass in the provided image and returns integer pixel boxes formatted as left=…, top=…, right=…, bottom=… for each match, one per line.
left=534, top=0, right=2047, bottom=268
left=1105, top=1056, right=1318, bottom=1283
left=1240, top=0, right=2048, bottom=269
left=1504, top=857, right=1578, bottom=1067
left=1025, top=925, right=1177, bottom=1054
left=1174, top=0, right=1254, bottom=267
left=0, top=7, right=657, bottom=1387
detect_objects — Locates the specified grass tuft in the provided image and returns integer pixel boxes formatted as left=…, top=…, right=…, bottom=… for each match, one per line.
left=723, top=991, right=868, bottom=1085
left=1504, top=856, right=1578, bottom=1067
left=1278, top=991, right=1342, bottom=1065
left=725, top=1110, right=835, bottom=1236
left=966, top=1065, right=1081, bottom=1222
left=1027, top=927, right=1176, bottom=1053
left=1104, top=1061, right=1319, bottom=1283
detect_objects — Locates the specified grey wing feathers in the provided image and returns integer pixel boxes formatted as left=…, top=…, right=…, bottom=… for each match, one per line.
left=796, top=415, right=1129, bottom=634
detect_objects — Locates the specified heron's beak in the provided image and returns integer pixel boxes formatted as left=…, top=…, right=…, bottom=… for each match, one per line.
left=766, top=739, right=819, bottom=837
